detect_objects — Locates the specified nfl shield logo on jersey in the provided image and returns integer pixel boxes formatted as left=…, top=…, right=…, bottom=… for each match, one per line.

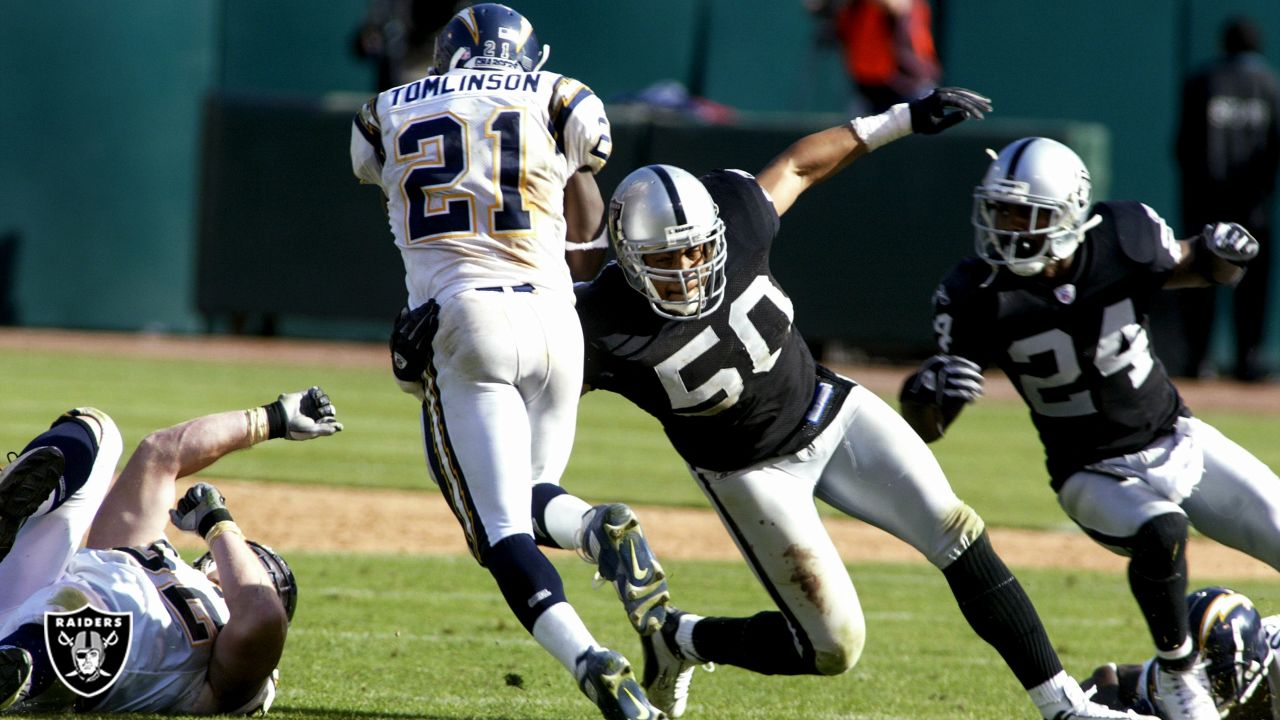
left=1053, top=283, right=1077, bottom=305
left=43, top=605, right=132, bottom=698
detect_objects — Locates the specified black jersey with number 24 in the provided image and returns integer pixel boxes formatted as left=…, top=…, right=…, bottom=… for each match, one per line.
left=577, top=169, right=847, bottom=472
left=933, top=200, right=1189, bottom=489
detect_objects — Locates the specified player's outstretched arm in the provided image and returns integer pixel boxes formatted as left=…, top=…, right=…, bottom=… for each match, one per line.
left=171, top=482, right=287, bottom=714
left=757, top=87, right=991, bottom=216
left=1166, top=221, right=1257, bottom=288
left=85, top=387, right=342, bottom=549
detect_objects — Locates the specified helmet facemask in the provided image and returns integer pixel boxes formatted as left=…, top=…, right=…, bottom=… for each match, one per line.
left=608, top=166, right=728, bottom=320
left=1188, top=587, right=1274, bottom=711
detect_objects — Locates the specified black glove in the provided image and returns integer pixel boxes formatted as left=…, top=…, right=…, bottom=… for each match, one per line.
left=908, top=87, right=992, bottom=135
left=1201, top=222, right=1259, bottom=266
left=170, top=482, right=233, bottom=539
left=390, top=301, right=439, bottom=399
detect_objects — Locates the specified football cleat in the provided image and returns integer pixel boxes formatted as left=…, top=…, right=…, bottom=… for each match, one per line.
left=1152, top=659, right=1218, bottom=720
left=641, top=608, right=701, bottom=718
left=0, top=646, right=33, bottom=711
left=576, top=647, right=667, bottom=720
left=579, top=503, right=670, bottom=635
left=0, top=446, right=65, bottom=562
left=1039, top=672, right=1158, bottom=720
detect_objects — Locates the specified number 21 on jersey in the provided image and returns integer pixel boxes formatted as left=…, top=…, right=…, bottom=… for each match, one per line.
left=395, top=108, right=534, bottom=244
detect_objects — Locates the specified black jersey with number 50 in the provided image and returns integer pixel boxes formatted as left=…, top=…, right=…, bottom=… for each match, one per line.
left=577, top=169, right=844, bottom=472
left=933, top=201, right=1189, bottom=488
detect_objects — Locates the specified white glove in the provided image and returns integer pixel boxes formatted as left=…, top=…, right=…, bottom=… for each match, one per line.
left=274, top=386, right=343, bottom=440
left=1202, top=222, right=1259, bottom=265
left=918, top=354, right=984, bottom=403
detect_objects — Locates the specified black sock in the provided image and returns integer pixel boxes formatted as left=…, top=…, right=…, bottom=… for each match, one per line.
left=1127, top=514, right=1191, bottom=662
left=942, top=532, right=1063, bottom=689
left=691, top=612, right=816, bottom=675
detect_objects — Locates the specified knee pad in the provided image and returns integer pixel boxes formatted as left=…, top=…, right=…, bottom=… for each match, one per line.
left=482, top=534, right=567, bottom=632
left=1128, top=513, right=1189, bottom=581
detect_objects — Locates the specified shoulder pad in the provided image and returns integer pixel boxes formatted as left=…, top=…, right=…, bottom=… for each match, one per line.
left=1096, top=201, right=1178, bottom=270
left=936, top=258, right=992, bottom=311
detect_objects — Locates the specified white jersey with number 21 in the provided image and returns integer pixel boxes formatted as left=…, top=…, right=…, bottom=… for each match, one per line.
left=350, top=69, right=612, bottom=308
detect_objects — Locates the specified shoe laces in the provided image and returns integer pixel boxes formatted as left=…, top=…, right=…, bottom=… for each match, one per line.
left=1157, top=661, right=1214, bottom=715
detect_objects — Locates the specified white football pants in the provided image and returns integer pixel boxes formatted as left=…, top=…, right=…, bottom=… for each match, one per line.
left=419, top=287, right=583, bottom=558
left=0, top=412, right=122, bottom=618
left=1058, top=415, right=1280, bottom=569
left=691, top=382, right=986, bottom=674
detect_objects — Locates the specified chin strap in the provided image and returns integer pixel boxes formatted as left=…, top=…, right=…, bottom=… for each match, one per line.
left=532, top=44, right=550, bottom=71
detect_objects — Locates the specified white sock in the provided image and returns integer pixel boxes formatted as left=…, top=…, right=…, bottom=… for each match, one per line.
left=1155, top=637, right=1196, bottom=667
left=543, top=494, right=594, bottom=550
left=531, top=602, right=598, bottom=675
left=1027, top=670, right=1084, bottom=714
left=674, top=612, right=707, bottom=662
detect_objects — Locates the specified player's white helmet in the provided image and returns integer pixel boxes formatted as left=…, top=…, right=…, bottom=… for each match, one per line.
left=973, top=137, right=1096, bottom=276
left=608, top=165, right=727, bottom=320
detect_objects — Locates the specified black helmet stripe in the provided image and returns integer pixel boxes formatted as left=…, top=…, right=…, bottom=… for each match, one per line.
left=1004, top=137, right=1038, bottom=180
left=651, top=166, right=687, bottom=225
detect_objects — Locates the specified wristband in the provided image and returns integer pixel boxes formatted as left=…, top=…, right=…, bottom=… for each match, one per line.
left=197, top=507, right=235, bottom=539
left=246, top=407, right=270, bottom=444
left=263, top=400, right=288, bottom=440
left=205, top=519, right=244, bottom=544
left=849, top=103, right=912, bottom=152
left=566, top=236, right=609, bottom=251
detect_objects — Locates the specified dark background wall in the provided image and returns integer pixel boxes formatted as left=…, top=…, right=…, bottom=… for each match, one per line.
left=3, top=0, right=1278, bottom=365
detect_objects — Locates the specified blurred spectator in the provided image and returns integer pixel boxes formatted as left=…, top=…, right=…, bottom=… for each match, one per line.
left=808, top=0, right=940, bottom=113
left=608, top=80, right=738, bottom=125
left=1175, top=16, right=1280, bottom=382
left=352, top=0, right=461, bottom=90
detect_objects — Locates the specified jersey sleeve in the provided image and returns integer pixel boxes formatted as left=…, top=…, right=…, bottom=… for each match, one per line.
left=550, top=76, right=611, bottom=174
left=1100, top=201, right=1182, bottom=274
left=931, top=259, right=996, bottom=368
left=700, top=169, right=781, bottom=251
left=350, top=96, right=385, bottom=186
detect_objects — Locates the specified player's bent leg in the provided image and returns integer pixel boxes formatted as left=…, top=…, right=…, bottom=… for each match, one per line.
left=690, top=464, right=865, bottom=677
left=0, top=448, right=65, bottom=564
left=1180, top=416, right=1280, bottom=570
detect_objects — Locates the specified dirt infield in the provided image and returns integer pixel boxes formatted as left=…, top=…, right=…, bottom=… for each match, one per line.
left=3, top=328, right=1277, bottom=579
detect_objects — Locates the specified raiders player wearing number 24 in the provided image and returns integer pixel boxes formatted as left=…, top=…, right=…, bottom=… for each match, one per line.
left=531, top=90, right=1153, bottom=719
left=900, top=136, right=1280, bottom=720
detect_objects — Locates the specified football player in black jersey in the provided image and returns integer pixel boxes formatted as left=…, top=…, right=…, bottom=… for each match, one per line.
left=899, top=136, right=1280, bottom=720
left=530, top=90, right=1156, bottom=719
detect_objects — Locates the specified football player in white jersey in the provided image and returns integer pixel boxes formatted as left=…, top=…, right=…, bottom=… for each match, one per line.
left=348, top=4, right=655, bottom=719
left=1082, top=587, right=1280, bottom=720
left=0, top=387, right=341, bottom=714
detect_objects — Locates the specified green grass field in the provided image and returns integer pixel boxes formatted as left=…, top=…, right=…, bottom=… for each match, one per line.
left=3, top=342, right=1279, bottom=719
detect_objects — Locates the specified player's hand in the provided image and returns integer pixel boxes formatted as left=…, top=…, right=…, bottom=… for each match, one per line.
left=390, top=302, right=439, bottom=401
left=909, top=87, right=991, bottom=135
left=918, top=354, right=984, bottom=403
left=170, top=482, right=232, bottom=536
left=276, top=386, right=343, bottom=439
left=1201, top=222, right=1258, bottom=265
